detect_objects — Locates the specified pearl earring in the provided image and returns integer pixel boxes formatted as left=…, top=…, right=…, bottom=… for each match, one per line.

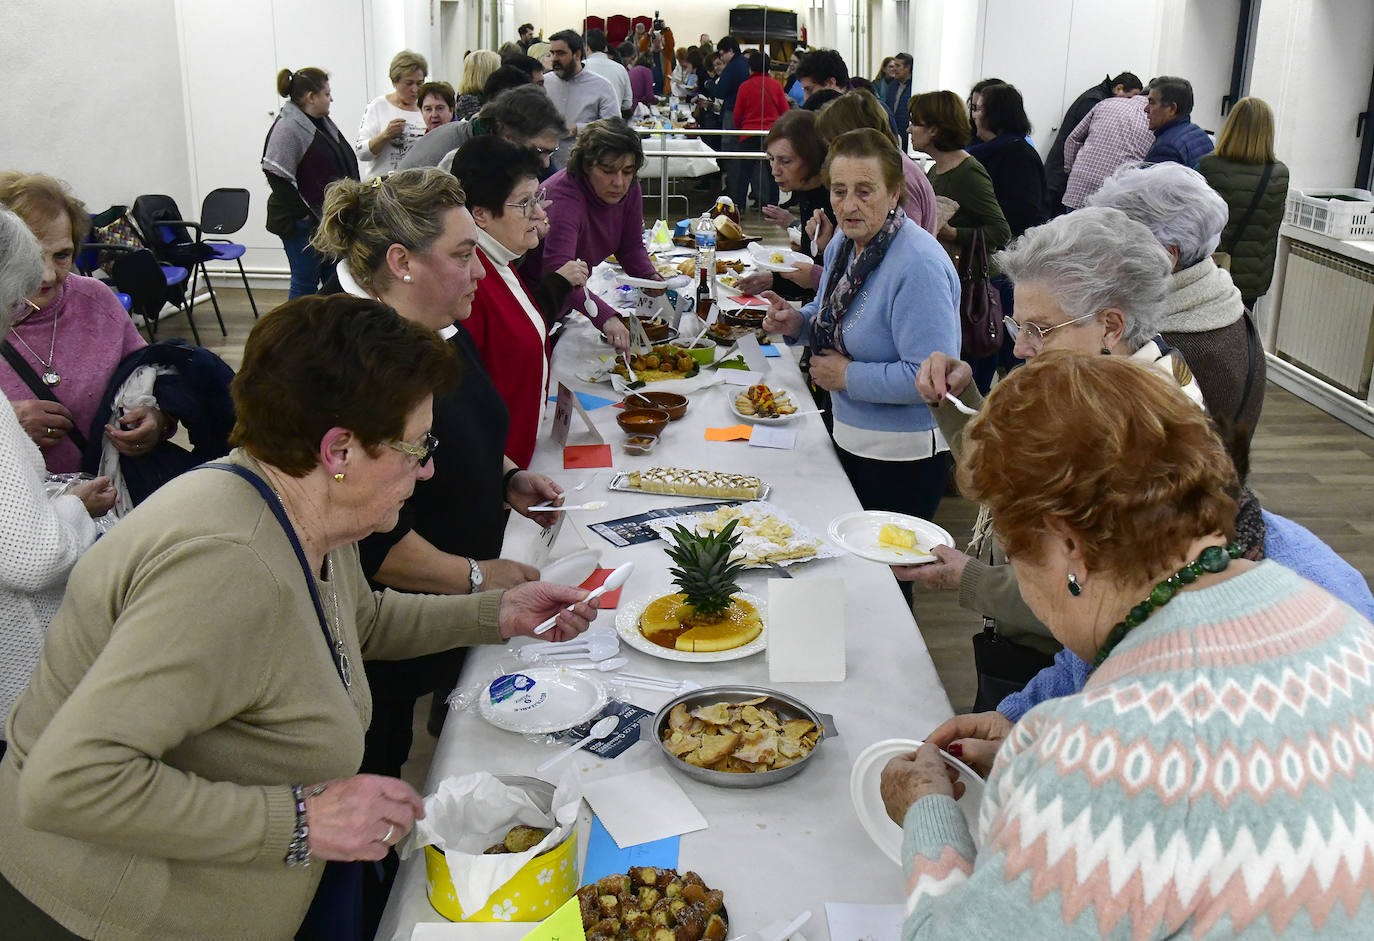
left=402, top=275, right=413, bottom=283
left=333, top=473, right=345, bottom=482
left=1067, top=573, right=1082, bottom=596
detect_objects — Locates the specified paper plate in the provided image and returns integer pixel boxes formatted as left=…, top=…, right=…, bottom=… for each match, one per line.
left=727, top=386, right=803, bottom=425
left=850, top=737, right=985, bottom=864
left=826, top=511, right=954, bottom=565
left=478, top=667, right=610, bottom=734
left=748, top=247, right=811, bottom=273
left=614, top=591, right=767, bottom=663
left=540, top=548, right=602, bottom=587
left=613, top=272, right=691, bottom=290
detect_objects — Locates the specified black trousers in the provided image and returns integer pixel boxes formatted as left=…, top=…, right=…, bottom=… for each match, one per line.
left=0, top=871, right=85, bottom=940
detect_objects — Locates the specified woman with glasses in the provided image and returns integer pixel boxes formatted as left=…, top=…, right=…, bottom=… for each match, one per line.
left=522, top=118, right=664, bottom=354
left=0, top=293, right=597, bottom=941
left=452, top=136, right=588, bottom=469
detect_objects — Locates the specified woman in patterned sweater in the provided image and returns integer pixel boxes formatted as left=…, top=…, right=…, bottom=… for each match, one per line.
left=882, top=353, right=1374, bottom=938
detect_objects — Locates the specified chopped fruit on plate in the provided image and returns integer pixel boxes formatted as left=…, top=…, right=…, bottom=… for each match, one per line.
left=878, top=524, right=917, bottom=548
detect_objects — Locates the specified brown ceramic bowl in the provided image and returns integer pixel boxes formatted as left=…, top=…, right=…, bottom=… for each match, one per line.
left=623, top=391, right=688, bottom=420
left=616, top=407, right=670, bottom=437
left=719, top=308, right=766, bottom=329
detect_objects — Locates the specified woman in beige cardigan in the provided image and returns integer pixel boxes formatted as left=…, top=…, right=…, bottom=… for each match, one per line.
left=0, top=294, right=597, bottom=940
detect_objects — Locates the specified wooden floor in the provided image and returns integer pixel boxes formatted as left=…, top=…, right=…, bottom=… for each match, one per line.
left=178, top=282, right=1374, bottom=779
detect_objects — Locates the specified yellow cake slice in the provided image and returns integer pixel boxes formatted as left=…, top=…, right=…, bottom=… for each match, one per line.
left=637, top=594, right=762, bottom=652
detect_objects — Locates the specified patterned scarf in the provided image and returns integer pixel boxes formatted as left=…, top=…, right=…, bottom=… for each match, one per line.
left=810, top=207, right=907, bottom=356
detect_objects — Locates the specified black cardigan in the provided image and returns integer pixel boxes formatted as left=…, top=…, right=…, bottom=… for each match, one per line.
left=976, top=138, right=1049, bottom=239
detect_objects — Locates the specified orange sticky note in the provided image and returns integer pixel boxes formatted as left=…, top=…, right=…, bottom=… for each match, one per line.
left=705, top=425, right=753, bottom=441
left=564, top=444, right=614, bottom=468
left=579, top=568, right=624, bottom=608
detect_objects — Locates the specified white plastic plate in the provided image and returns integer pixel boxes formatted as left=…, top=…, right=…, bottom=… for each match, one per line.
left=726, top=385, right=803, bottom=425
left=615, top=591, right=767, bottom=663
left=539, top=548, right=602, bottom=587
left=850, top=737, right=985, bottom=864
left=477, top=667, right=610, bottom=734
left=826, top=511, right=954, bottom=565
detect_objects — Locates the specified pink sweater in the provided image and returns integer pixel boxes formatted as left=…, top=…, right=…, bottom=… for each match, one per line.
left=902, top=154, right=940, bottom=235
left=0, top=275, right=146, bottom=473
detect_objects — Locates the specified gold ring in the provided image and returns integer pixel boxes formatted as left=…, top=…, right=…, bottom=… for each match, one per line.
left=44, top=427, right=53, bottom=435
left=382, top=823, right=395, bottom=845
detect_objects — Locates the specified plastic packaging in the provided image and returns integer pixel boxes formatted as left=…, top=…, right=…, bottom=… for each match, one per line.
left=45, top=473, right=118, bottom=535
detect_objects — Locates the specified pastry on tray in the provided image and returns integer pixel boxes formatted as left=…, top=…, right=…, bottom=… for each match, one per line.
left=625, top=467, right=763, bottom=499
left=576, top=868, right=726, bottom=941
left=662, top=698, right=819, bottom=772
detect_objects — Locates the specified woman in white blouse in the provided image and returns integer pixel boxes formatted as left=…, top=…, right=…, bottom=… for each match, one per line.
left=354, top=50, right=429, bottom=179
left=0, top=209, right=113, bottom=754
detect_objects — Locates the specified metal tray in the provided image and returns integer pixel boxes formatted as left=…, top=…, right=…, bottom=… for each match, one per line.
left=607, top=471, right=771, bottom=502
left=652, top=685, right=828, bottom=788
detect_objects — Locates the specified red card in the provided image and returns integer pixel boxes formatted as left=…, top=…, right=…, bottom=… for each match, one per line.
left=578, top=568, right=624, bottom=608
left=564, top=444, right=614, bottom=469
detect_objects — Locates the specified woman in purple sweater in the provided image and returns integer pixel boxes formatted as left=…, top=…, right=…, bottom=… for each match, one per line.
left=521, top=118, right=664, bottom=352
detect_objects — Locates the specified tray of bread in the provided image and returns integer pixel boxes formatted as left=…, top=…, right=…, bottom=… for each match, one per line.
left=608, top=467, right=770, bottom=501
left=645, top=502, right=839, bottom=568
left=576, top=868, right=727, bottom=941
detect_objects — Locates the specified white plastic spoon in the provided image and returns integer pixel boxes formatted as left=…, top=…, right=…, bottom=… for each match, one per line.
left=518, top=633, right=620, bottom=662
left=536, top=715, right=620, bottom=772
left=941, top=394, right=978, bottom=416
left=564, top=656, right=630, bottom=671
left=531, top=561, right=635, bottom=635
left=527, top=500, right=608, bottom=512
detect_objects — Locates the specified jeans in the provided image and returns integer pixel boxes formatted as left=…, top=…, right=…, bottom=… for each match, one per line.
left=732, top=136, right=778, bottom=209
left=280, top=218, right=333, bottom=299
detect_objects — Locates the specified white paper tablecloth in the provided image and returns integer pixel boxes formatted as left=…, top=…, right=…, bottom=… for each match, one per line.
left=376, top=319, right=956, bottom=941
left=637, top=133, right=720, bottom=180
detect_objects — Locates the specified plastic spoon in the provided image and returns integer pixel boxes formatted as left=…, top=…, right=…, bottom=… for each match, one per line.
left=536, top=715, right=619, bottom=772
left=729, top=910, right=813, bottom=941
left=942, top=394, right=978, bottom=416
left=518, top=633, right=620, bottom=661
left=527, top=500, right=608, bottom=512
left=531, top=561, right=636, bottom=635
left=564, top=656, right=630, bottom=671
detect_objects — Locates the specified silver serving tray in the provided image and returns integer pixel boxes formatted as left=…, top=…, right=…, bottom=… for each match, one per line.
left=652, top=685, right=828, bottom=788
left=607, top=471, right=772, bottom=502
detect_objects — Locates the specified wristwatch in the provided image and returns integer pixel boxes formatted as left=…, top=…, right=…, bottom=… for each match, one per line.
left=468, top=557, right=484, bottom=592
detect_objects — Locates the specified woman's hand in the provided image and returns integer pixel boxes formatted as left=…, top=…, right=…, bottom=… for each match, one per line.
left=13, top=399, right=74, bottom=449
left=880, top=743, right=957, bottom=825
left=384, top=117, right=408, bottom=141
left=781, top=262, right=821, bottom=290
left=602, top=316, right=631, bottom=353
left=924, top=711, right=1012, bottom=780
left=808, top=349, right=850, bottom=391
left=507, top=470, right=564, bottom=528
left=498, top=581, right=599, bottom=642
left=555, top=259, right=589, bottom=288
left=105, top=406, right=168, bottom=456
left=760, top=291, right=803, bottom=338
left=70, top=476, right=116, bottom=517
left=893, top=544, right=970, bottom=590
left=736, top=271, right=773, bottom=296
left=304, top=774, right=425, bottom=862
left=915, top=352, right=973, bottom=405
left=806, top=209, right=835, bottom=255
left=761, top=205, right=797, bottom=230
left=473, top=558, right=540, bottom=590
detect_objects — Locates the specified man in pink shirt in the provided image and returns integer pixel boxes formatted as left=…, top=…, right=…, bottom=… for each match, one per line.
left=1061, top=94, right=1153, bottom=210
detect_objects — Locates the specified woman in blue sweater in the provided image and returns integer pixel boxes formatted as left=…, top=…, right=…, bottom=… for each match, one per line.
left=763, top=129, right=961, bottom=537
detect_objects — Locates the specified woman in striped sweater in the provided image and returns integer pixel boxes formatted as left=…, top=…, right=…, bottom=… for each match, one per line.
left=882, top=353, right=1374, bottom=938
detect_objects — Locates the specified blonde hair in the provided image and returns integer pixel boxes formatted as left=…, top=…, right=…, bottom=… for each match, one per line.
left=1215, top=97, right=1276, bottom=164
left=816, top=90, right=901, bottom=149
left=312, top=168, right=467, bottom=291
left=389, top=49, right=429, bottom=83
left=459, top=50, right=502, bottom=96
left=0, top=171, right=91, bottom=250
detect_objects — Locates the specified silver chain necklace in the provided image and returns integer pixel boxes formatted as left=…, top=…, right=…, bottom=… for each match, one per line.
left=323, top=555, right=354, bottom=688
left=10, top=302, right=60, bottom=386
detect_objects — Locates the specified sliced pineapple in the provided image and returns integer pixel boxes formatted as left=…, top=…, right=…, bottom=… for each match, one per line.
left=878, top=523, right=917, bottom=548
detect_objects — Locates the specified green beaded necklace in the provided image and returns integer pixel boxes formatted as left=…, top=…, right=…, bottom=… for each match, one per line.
left=1092, top=542, right=1245, bottom=669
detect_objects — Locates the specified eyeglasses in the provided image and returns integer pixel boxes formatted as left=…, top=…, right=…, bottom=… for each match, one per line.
left=505, top=187, right=548, bottom=218
left=385, top=431, right=439, bottom=467
left=1003, top=312, right=1100, bottom=351
left=531, top=144, right=557, bottom=158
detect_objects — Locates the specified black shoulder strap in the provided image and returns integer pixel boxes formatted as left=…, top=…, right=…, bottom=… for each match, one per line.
left=1223, top=162, right=1274, bottom=257
left=1, top=339, right=89, bottom=453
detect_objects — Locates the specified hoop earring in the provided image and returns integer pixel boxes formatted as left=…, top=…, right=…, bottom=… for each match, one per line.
left=333, top=473, right=345, bottom=482
left=1067, top=573, right=1082, bottom=596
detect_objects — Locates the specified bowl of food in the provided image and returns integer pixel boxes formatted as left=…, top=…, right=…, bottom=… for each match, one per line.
left=718, top=308, right=766, bottom=329
left=624, top=390, right=688, bottom=420
left=669, top=338, right=716, bottom=366
left=616, top=407, right=670, bottom=437
left=640, top=317, right=674, bottom=342
left=653, top=685, right=825, bottom=788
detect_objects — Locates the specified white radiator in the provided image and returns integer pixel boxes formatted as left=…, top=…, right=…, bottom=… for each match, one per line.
left=1275, top=243, right=1374, bottom=398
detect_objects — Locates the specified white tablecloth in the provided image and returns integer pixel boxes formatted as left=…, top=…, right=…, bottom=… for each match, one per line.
left=637, top=134, right=720, bottom=180
left=376, top=319, right=956, bottom=941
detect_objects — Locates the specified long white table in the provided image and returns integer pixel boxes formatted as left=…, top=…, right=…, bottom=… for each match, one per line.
left=377, top=315, right=956, bottom=941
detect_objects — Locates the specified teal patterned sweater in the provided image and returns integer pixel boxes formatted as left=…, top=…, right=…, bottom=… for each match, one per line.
left=902, top=561, right=1374, bottom=938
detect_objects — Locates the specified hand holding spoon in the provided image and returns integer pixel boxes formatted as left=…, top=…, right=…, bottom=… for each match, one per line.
left=532, top=561, right=635, bottom=635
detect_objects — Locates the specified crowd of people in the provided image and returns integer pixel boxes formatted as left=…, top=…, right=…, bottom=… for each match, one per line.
left=2, top=17, right=1372, bottom=941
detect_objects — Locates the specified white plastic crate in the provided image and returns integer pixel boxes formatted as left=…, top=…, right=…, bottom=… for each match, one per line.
left=1284, top=188, right=1374, bottom=240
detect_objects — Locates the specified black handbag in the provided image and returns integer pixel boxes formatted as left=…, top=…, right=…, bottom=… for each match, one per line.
left=957, top=230, right=1004, bottom=360
left=971, top=617, right=1057, bottom=713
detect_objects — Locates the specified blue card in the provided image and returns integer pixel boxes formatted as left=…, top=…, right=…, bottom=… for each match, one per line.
left=548, top=391, right=617, bottom=411
left=761, top=344, right=781, bottom=357
left=581, top=815, right=680, bottom=884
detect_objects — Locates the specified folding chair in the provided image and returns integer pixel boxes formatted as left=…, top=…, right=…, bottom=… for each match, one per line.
left=109, top=248, right=203, bottom=344
left=131, top=195, right=227, bottom=337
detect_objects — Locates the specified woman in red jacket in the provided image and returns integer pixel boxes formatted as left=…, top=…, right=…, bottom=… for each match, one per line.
left=732, top=50, right=789, bottom=210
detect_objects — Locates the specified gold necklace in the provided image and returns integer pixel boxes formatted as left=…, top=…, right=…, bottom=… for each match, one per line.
left=9, top=301, right=60, bottom=386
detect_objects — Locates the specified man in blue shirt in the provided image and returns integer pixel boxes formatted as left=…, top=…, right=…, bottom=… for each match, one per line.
left=713, top=36, right=752, bottom=207
left=1143, top=75, right=1213, bottom=167
left=877, top=53, right=913, bottom=150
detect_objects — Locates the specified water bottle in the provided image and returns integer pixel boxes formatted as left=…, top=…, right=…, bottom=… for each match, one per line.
left=693, top=211, right=717, bottom=291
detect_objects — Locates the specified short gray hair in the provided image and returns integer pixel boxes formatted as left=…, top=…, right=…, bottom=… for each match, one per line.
left=1085, top=162, right=1229, bottom=268
left=994, top=206, right=1172, bottom=351
left=0, top=208, right=43, bottom=332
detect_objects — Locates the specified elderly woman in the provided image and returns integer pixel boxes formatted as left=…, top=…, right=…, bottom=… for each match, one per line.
left=418, top=81, right=455, bottom=131
left=311, top=169, right=570, bottom=780
left=762, top=129, right=961, bottom=559
left=354, top=49, right=429, bottom=178
left=816, top=90, right=939, bottom=235
left=453, top=137, right=588, bottom=469
left=1087, top=162, right=1266, bottom=449
left=882, top=353, right=1374, bottom=938
left=1198, top=97, right=1290, bottom=311
left=0, top=209, right=114, bottom=758
left=0, top=294, right=596, bottom=939
left=399, top=85, right=564, bottom=175
left=522, top=118, right=665, bottom=353
left=907, top=208, right=1204, bottom=677
left=263, top=67, right=360, bottom=298
left=0, top=173, right=169, bottom=473
left=454, top=50, right=502, bottom=121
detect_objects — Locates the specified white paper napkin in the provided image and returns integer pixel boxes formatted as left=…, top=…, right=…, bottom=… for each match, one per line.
left=582, top=767, right=707, bottom=848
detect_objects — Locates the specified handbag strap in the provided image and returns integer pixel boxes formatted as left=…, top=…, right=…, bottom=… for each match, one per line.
left=1223, top=162, right=1274, bottom=257
left=1, top=339, right=90, bottom=453
left=202, top=462, right=350, bottom=688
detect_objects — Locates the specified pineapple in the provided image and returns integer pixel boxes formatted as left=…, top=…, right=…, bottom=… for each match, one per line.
left=641, top=520, right=763, bottom=651
left=878, top=524, right=917, bottom=548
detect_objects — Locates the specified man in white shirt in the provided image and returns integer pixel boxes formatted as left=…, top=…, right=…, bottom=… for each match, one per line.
left=582, top=28, right=632, bottom=116
left=543, top=29, right=621, bottom=167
